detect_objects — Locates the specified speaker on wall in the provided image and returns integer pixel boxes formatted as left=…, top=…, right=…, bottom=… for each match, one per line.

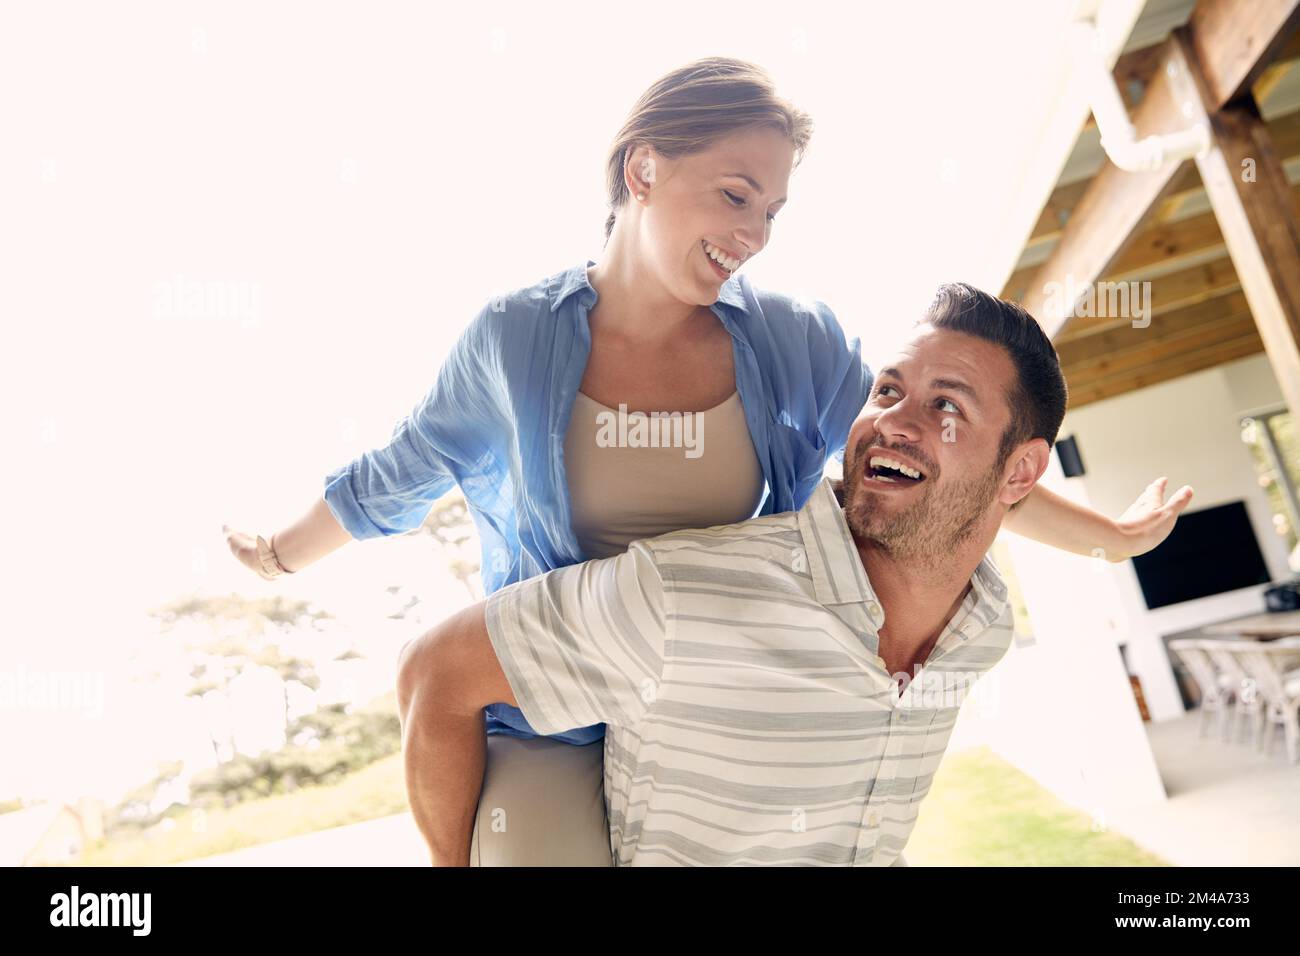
left=1057, top=435, right=1085, bottom=477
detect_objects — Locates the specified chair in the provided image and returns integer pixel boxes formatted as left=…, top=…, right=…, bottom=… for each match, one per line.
left=1200, top=639, right=1268, bottom=750
left=1168, top=638, right=1237, bottom=742
left=1231, top=640, right=1300, bottom=764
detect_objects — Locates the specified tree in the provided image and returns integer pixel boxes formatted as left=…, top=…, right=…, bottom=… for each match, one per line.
left=418, top=493, right=481, bottom=599
left=154, top=594, right=327, bottom=764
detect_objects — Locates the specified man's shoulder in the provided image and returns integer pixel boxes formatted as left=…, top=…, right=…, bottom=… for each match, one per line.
left=638, top=510, right=806, bottom=568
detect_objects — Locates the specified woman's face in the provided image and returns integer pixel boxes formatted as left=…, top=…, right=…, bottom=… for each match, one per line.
left=627, top=125, right=794, bottom=306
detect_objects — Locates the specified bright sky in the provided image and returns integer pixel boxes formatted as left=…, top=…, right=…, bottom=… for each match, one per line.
left=1, top=0, right=1081, bottom=802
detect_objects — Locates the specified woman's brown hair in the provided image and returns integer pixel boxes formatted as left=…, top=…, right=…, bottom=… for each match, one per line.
left=603, top=57, right=814, bottom=242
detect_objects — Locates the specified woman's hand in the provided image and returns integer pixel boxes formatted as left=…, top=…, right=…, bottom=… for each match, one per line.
left=1107, top=477, right=1194, bottom=562
left=223, top=524, right=280, bottom=581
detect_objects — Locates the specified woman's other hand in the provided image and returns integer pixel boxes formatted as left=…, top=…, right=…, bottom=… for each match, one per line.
left=1108, top=477, right=1194, bottom=561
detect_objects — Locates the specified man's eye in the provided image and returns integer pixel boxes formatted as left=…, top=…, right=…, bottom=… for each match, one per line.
left=875, top=385, right=900, bottom=399
left=937, top=398, right=961, bottom=414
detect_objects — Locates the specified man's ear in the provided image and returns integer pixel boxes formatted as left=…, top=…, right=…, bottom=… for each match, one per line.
left=999, top=438, right=1051, bottom=508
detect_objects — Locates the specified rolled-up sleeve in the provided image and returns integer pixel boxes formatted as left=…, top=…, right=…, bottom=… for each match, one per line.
left=323, top=307, right=503, bottom=539
left=483, top=541, right=667, bottom=735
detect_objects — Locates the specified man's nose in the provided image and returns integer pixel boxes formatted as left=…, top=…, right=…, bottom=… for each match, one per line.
left=873, top=398, right=924, bottom=444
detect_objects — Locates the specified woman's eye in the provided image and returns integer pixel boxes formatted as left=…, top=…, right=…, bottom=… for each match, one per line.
left=723, top=190, right=745, bottom=206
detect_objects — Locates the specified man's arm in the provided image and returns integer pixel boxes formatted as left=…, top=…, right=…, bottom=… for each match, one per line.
left=396, top=542, right=667, bottom=865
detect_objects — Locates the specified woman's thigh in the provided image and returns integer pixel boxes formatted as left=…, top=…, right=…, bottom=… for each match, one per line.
left=469, top=733, right=613, bottom=866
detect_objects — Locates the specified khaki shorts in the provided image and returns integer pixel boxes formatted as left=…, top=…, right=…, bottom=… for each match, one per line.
left=467, top=733, right=910, bottom=867
left=469, top=733, right=614, bottom=866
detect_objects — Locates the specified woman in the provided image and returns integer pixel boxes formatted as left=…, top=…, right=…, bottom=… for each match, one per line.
left=224, top=57, right=1191, bottom=866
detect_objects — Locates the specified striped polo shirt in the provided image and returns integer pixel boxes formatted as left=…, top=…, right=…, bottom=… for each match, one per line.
left=484, top=476, right=1014, bottom=866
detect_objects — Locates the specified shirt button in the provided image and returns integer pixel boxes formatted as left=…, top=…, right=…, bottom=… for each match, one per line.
left=867, top=811, right=879, bottom=827
left=867, top=601, right=882, bottom=624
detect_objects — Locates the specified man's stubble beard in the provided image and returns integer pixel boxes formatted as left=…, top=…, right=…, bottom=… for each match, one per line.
left=843, top=452, right=1005, bottom=562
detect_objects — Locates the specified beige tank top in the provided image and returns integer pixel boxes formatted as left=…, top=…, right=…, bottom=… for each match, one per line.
left=563, top=390, right=767, bottom=559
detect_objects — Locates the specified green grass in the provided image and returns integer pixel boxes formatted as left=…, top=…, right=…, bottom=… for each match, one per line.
left=69, top=744, right=1167, bottom=867
left=905, top=747, right=1169, bottom=866
left=75, top=752, right=409, bottom=867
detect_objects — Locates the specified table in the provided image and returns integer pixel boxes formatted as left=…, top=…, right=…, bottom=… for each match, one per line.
left=1203, top=610, right=1300, bottom=641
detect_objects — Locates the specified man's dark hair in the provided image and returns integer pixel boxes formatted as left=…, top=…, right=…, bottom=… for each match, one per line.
left=921, top=282, right=1068, bottom=471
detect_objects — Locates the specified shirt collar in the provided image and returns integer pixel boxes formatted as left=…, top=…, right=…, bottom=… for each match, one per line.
left=796, top=476, right=1012, bottom=624
left=968, top=549, right=1011, bottom=626
left=796, top=478, right=877, bottom=607
left=548, top=260, right=750, bottom=314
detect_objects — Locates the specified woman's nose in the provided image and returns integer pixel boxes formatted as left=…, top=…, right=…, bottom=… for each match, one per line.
left=733, top=214, right=768, bottom=256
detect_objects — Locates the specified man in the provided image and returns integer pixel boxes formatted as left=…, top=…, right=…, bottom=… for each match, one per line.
left=396, top=282, right=1188, bottom=865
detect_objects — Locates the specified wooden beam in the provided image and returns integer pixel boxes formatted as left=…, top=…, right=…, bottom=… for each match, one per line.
left=1008, top=198, right=1236, bottom=298
left=1186, top=0, right=1300, bottom=107
left=1055, top=256, right=1241, bottom=342
left=1058, top=290, right=1250, bottom=365
left=1253, top=28, right=1300, bottom=101
left=1065, top=331, right=1265, bottom=407
left=1011, top=175, right=1300, bottom=314
left=1020, top=41, right=1197, bottom=335
left=1021, top=0, right=1300, bottom=335
left=1168, top=27, right=1300, bottom=423
left=1074, top=28, right=1300, bottom=135
left=1062, top=313, right=1260, bottom=389
left=1024, top=109, right=1300, bottom=250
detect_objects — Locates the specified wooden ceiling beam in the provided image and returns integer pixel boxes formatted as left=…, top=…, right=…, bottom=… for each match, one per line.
left=1054, top=255, right=1241, bottom=342
left=1019, top=0, right=1300, bottom=336
left=1025, top=109, right=1300, bottom=250
left=1057, top=289, right=1250, bottom=365
left=1186, top=0, right=1300, bottom=106
left=1064, top=331, right=1265, bottom=407
left=1167, top=23, right=1300, bottom=425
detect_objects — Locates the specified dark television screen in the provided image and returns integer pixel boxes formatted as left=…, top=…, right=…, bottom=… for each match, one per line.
left=1131, top=500, right=1271, bottom=609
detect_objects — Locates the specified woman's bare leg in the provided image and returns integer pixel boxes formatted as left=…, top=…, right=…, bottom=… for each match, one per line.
left=396, top=637, right=488, bottom=866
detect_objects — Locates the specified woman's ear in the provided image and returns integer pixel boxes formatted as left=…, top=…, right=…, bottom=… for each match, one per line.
left=624, top=143, right=657, bottom=202
left=1000, top=438, right=1051, bottom=508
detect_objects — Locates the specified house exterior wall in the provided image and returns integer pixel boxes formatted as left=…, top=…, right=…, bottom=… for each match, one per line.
left=1060, top=352, right=1291, bottom=721
left=961, top=353, right=1291, bottom=817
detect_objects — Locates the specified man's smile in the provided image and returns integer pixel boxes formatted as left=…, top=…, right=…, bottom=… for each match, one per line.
left=861, top=445, right=931, bottom=490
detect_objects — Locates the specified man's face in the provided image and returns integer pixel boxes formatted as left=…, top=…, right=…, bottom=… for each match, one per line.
left=841, top=325, right=1033, bottom=560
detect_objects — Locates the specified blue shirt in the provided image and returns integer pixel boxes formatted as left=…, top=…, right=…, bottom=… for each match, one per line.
left=323, top=260, right=874, bottom=744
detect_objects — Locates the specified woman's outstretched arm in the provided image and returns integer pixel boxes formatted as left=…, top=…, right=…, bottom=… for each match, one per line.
left=224, top=496, right=354, bottom=578
left=1003, top=477, right=1194, bottom=561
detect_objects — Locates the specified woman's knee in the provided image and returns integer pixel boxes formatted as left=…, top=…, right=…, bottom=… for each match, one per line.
left=396, top=625, right=442, bottom=721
